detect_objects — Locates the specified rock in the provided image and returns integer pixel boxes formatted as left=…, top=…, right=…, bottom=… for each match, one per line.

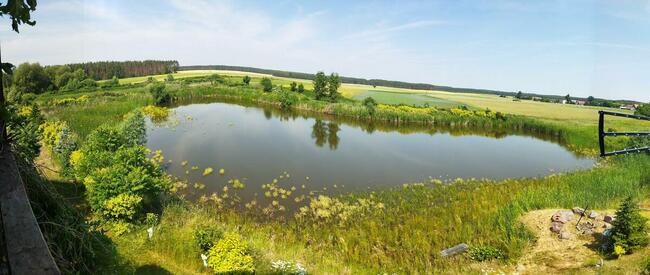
left=603, top=229, right=612, bottom=237
left=440, top=243, right=469, bottom=257
left=559, top=231, right=571, bottom=240
left=603, top=223, right=613, bottom=229
left=572, top=207, right=585, bottom=215
left=589, top=211, right=599, bottom=219
left=551, top=210, right=574, bottom=223
left=604, top=215, right=615, bottom=223
left=550, top=222, right=564, bottom=233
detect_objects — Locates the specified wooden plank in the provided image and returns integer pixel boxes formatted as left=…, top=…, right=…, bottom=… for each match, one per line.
left=0, top=144, right=60, bottom=275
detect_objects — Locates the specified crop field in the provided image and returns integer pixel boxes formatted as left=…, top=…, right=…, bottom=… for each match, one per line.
left=352, top=90, right=466, bottom=108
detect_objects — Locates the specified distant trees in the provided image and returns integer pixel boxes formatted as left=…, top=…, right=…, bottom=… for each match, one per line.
left=312, top=72, right=340, bottom=101
left=636, top=104, right=650, bottom=117
left=515, top=91, right=523, bottom=99
left=242, top=75, right=251, bottom=85
left=13, top=62, right=50, bottom=94
left=260, top=77, right=273, bottom=92
left=67, top=60, right=179, bottom=80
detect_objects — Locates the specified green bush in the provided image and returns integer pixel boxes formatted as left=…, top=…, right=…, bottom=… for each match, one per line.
left=207, top=232, right=255, bottom=274
left=4, top=103, right=43, bottom=162
left=362, top=97, right=377, bottom=115
left=467, top=245, right=505, bottom=262
left=279, top=91, right=297, bottom=109
left=102, top=193, right=143, bottom=221
left=635, top=104, right=650, bottom=117
left=72, top=112, right=170, bottom=222
left=193, top=227, right=223, bottom=252
left=610, top=197, right=649, bottom=254
left=261, top=77, right=273, bottom=92
left=148, top=82, right=170, bottom=105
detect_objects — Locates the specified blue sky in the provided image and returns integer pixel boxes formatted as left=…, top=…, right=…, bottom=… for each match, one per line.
left=1, top=0, right=649, bottom=101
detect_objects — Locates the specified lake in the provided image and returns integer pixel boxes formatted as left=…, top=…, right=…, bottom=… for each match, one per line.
left=146, top=98, right=594, bottom=201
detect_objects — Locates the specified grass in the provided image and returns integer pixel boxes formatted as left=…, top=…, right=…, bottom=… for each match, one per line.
left=35, top=71, right=650, bottom=274
left=351, top=90, right=466, bottom=108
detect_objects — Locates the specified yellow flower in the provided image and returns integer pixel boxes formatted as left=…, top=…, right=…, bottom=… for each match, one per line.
left=202, top=167, right=213, bottom=176
left=219, top=168, right=225, bottom=175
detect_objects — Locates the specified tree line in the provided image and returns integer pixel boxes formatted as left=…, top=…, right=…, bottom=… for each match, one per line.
left=68, top=60, right=179, bottom=80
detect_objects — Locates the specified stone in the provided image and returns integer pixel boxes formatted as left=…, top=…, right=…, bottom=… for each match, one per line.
left=588, top=211, right=598, bottom=219
left=603, top=229, right=612, bottom=237
left=572, top=207, right=585, bottom=215
left=551, top=210, right=574, bottom=223
left=604, top=215, right=615, bottom=223
left=559, top=231, right=571, bottom=240
left=603, top=223, right=613, bottom=229
left=550, top=222, right=564, bottom=233
left=440, top=243, right=469, bottom=257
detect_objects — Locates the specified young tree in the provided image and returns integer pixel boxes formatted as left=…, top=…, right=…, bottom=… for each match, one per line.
left=109, top=75, right=119, bottom=86
left=610, top=197, right=649, bottom=255
left=242, top=75, right=251, bottom=85
left=313, top=71, right=327, bottom=100
left=363, top=97, right=378, bottom=115
left=290, top=81, right=297, bottom=92
left=260, top=77, right=273, bottom=92
left=13, top=62, right=51, bottom=94
left=165, top=74, right=174, bottom=82
left=297, top=83, right=304, bottom=93
left=565, top=94, right=572, bottom=104
left=327, top=73, right=341, bottom=101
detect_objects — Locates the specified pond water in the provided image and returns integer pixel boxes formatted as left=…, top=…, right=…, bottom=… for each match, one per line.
left=146, top=98, right=594, bottom=200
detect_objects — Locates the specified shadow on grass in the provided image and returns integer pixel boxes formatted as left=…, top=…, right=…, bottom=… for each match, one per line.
left=135, top=264, right=173, bottom=275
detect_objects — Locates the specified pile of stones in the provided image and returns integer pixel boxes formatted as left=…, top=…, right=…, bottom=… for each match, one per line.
left=549, top=207, right=616, bottom=240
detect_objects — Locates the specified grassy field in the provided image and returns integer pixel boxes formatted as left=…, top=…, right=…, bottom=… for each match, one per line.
left=35, top=71, right=650, bottom=274
left=351, top=90, right=466, bottom=108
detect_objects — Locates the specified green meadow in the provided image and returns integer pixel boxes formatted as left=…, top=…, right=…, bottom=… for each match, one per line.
left=28, top=71, right=650, bottom=274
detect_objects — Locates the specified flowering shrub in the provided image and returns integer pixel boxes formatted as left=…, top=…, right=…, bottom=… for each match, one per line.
left=102, top=193, right=143, bottom=221
left=71, top=111, right=171, bottom=223
left=207, top=232, right=255, bottom=274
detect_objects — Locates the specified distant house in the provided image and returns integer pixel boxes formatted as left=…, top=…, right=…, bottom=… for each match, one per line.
left=531, top=96, right=543, bottom=101
left=561, top=100, right=567, bottom=104
left=575, top=100, right=586, bottom=106
left=620, top=104, right=637, bottom=111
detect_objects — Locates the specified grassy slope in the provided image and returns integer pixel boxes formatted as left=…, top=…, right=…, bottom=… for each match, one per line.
left=38, top=72, right=650, bottom=274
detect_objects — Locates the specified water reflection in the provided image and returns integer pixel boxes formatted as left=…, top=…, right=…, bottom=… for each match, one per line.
left=312, top=120, right=340, bottom=150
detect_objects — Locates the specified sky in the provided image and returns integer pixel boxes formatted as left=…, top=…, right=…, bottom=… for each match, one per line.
left=0, top=0, right=649, bottom=102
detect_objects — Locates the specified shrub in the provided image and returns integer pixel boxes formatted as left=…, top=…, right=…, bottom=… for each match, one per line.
left=467, top=245, right=505, bottom=262
left=261, top=77, right=273, bottom=92
left=148, top=82, right=170, bottom=105
left=193, top=227, right=223, bottom=252
left=4, top=103, right=42, bottom=162
left=290, top=82, right=297, bottom=92
left=297, top=83, right=304, bottom=93
left=141, top=105, right=171, bottom=123
left=362, top=97, right=377, bottom=115
left=279, top=91, right=297, bottom=109
left=120, top=111, right=146, bottom=147
left=102, top=193, right=143, bottom=221
left=165, top=74, right=174, bottom=82
left=72, top=112, right=171, bottom=222
left=635, top=103, right=650, bottom=117
left=610, top=197, right=649, bottom=254
left=207, top=232, right=255, bottom=274
left=242, top=75, right=251, bottom=85
left=39, top=120, right=78, bottom=172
